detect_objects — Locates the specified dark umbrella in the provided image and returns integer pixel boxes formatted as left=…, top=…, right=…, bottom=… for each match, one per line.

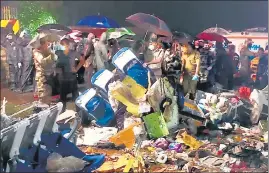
left=37, top=24, right=72, bottom=33
left=126, top=13, right=172, bottom=37
left=118, top=37, right=135, bottom=48
left=118, top=40, right=135, bottom=48
left=173, top=31, right=193, bottom=43
left=77, top=15, right=120, bottom=28
left=40, top=29, right=69, bottom=37
left=159, top=36, right=172, bottom=43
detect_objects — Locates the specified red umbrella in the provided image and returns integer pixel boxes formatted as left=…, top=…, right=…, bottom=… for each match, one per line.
left=65, top=30, right=83, bottom=43
left=69, top=26, right=107, bottom=38
left=196, top=32, right=229, bottom=43
left=126, top=13, right=172, bottom=37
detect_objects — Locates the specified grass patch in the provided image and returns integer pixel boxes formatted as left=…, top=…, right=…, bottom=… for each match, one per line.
left=3, top=102, right=34, bottom=119
left=1, top=101, right=76, bottom=119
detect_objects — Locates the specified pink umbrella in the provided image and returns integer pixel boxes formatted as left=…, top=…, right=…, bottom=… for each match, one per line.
left=126, top=13, right=172, bottom=37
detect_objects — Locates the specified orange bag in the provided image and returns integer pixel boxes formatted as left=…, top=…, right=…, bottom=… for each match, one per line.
left=109, top=122, right=140, bottom=148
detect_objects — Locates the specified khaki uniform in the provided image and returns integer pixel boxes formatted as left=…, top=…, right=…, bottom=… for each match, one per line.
left=182, top=50, right=200, bottom=75
left=33, top=49, right=56, bottom=103
left=240, top=46, right=254, bottom=78
left=182, top=51, right=200, bottom=96
left=144, top=48, right=165, bottom=79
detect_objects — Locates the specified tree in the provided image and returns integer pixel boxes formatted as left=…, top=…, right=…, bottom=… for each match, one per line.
left=18, top=1, right=57, bottom=37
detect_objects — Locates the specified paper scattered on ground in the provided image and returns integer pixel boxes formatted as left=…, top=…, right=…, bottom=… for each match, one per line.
left=56, top=110, right=77, bottom=122
left=77, top=127, right=118, bottom=146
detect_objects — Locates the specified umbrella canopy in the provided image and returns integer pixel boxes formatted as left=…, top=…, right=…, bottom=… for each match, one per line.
left=158, top=36, right=172, bottom=43
left=27, top=32, right=61, bottom=48
left=172, top=31, right=193, bottom=43
left=66, top=30, right=83, bottom=43
left=196, top=32, right=229, bottom=43
left=106, top=28, right=135, bottom=40
left=37, top=24, right=72, bottom=33
left=39, top=29, right=69, bottom=37
left=69, top=26, right=107, bottom=38
left=126, top=13, right=172, bottom=37
left=202, top=27, right=230, bottom=35
left=118, top=39, right=135, bottom=48
left=77, top=15, right=120, bottom=28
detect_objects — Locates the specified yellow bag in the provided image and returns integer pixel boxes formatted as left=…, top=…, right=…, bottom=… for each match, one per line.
left=110, top=81, right=140, bottom=116
left=122, top=76, right=147, bottom=99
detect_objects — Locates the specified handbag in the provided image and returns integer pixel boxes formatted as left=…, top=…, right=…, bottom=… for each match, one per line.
left=142, top=111, right=169, bottom=139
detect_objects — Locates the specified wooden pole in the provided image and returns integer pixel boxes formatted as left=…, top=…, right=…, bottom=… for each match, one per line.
left=1, top=97, right=8, bottom=115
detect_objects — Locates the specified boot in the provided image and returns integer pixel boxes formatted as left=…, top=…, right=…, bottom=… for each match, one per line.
left=9, top=83, right=15, bottom=91
left=14, top=88, right=22, bottom=93
left=27, top=80, right=33, bottom=86
left=21, top=85, right=34, bottom=93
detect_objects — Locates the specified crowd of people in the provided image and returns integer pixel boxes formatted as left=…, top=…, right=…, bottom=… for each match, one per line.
left=1, top=32, right=33, bottom=92
left=1, top=29, right=268, bottom=112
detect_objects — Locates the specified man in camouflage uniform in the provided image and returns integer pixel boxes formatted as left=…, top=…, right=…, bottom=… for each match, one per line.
left=4, top=33, right=23, bottom=90
left=33, top=37, right=56, bottom=105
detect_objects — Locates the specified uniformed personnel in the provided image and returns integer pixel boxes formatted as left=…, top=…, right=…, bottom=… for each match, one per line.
left=33, top=36, right=57, bottom=105
left=4, top=33, right=23, bottom=91
left=17, top=32, right=34, bottom=92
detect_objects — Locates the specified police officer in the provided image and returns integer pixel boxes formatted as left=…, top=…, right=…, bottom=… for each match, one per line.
left=5, top=33, right=23, bottom=91
left=17, top=31, right=34, bottom=92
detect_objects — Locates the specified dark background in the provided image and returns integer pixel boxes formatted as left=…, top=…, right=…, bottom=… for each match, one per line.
left=60, top=1, right=268, bottom=34
left=2, top=1, right=268, bottom=35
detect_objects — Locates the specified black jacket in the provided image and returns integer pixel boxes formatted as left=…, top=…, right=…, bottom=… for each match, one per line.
left=215, top=50, right=235, bottom=76
left=5, top=40, right=23, bottom=65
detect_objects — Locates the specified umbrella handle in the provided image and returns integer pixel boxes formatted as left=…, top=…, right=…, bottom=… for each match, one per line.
left=143, top=30, right=149, bottom=41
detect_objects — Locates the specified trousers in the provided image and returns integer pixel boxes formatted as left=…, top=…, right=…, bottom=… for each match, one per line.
left=9, top=64, right=20, bottom=89
left=20, top=61, right=33, bottom=90
left=182, top=73, right=198, bottom=96
left=84, top=65, right=94, bottom=88
left=216, top=74, right=234, bottom=90
left=59, top=74, right=79, bottom=112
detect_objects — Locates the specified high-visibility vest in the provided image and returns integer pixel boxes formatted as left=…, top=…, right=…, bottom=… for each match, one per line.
left=250, top=56, right=260, bottom=81
left=250, top=57, right=260, bottom=73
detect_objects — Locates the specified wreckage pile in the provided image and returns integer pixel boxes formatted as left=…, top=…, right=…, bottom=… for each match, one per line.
left=70, top=49, right=268, bottom=172
left=1, top=48, right=268, bottom=172
left=75, top=86, right=268, bottom=172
